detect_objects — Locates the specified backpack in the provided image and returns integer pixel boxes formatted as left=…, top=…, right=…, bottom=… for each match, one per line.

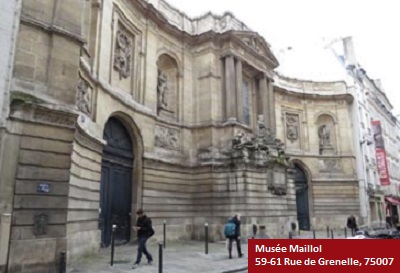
left=147, top=218, right=155, bottom=238
left=224, top=221, right=236, bottom=237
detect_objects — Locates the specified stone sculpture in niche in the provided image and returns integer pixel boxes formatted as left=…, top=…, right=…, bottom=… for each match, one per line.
left=318, top=124, right=334, bottom=155
left=318, top=125, right=331, bottom=146
left=114, top=29, right=132, bottom=79
left=33, top=213, right=48, bottom=236
left=77, top=77, right=91, bottom=115
left=286, top=114, right=299, bottom=142
left=157, top=69, right=169, bottom=111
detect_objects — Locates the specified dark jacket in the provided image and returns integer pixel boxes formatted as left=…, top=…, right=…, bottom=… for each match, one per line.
left=232, top=216, right=241, bottom=237
left=347, top=216, right=357, bottom=229
left=136, top=215, right=153, bottom=238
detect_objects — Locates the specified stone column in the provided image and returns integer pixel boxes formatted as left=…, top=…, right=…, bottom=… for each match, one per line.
left=267, top=79, right=276, bottom=133
left=235, top=59, right=244, bottom=123
left=225, top=55, right=237, bottom=121
left=258, top=74, right=270, bottom=129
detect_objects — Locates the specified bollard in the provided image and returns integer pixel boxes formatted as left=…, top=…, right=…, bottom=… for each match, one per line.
left=163, top=220, right=166, bottom=249
left=205, top=223, right=209, bottom=254
left=313, top=230, right=316, bottom=239
left=289, top=231, right=292, bottom=239
left=110, top=224, right=117, bottom=266
left=59, top=251, right=66, bottom=273
left=344, top=227, right=347, bottom=238
left=326, top=226, right=330, bottom=238
left=331, top=229, right=334, bottom=239
left=158, top=242, right=163, bottom=273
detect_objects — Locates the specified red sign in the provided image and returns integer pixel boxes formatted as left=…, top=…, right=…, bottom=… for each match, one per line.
left=371, top=120, right=390, bottom=186
left=249, top=239, right=400, bottom=273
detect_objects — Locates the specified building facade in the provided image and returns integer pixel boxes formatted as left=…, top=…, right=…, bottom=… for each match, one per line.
left=0, top=0, right=359, bottom=272
left=329, top=37, right=400, bottom=227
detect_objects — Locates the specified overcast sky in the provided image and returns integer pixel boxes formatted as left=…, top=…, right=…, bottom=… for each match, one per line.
left=165, top=0, right=399, bottom=114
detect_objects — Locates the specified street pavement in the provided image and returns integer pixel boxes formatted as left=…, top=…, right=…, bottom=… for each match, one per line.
left=67, top=230, right=349, bottom=273
left=68, top=240, right=248, bottom=273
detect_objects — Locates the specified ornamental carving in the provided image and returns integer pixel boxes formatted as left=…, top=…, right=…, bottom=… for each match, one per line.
left=286, top=114, right=299, bottom=142
left=155, top=125, right=180, bottom=150
left=232, top=115, right=284, bottom=151
left=33, top=109, right=75, bottom=127
left=318, top=125, right=331, bottom=146
left=33, top=213, right=48, bottom=236
left=157, top=69, right=169, bottom=112
left=76, top=77, right=92, bottom=115
left=114, top=29, right=132, bottom=79
left=320, top=159, right=341, bottom=173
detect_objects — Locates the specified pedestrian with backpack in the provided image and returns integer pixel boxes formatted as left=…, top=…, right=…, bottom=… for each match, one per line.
left=224, top=213, right=244, bottom=259
left=132, top=209, right=154, bottom=269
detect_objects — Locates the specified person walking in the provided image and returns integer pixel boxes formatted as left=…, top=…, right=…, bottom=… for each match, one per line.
left=347, top=214, right=357, bottom=236
left=132, top=209, right=154, bottom=269
left=224, top=213, right=244, bottom=259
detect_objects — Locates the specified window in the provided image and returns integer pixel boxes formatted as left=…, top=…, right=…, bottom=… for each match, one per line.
left=242, top=80, right=251, bottom=125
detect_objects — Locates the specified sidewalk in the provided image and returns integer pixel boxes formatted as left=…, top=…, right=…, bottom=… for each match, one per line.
left=68, top=241, right=248, bottom=273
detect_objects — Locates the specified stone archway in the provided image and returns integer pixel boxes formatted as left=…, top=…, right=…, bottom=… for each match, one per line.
left=294, top=164, right=311, bottom=230
left=100, top=117, right=134, bottom=247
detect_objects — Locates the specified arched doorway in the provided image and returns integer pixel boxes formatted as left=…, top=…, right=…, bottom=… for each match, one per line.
left=294, top=165, right=310, bottom=230
left=100, top=117, right=134, bottom=247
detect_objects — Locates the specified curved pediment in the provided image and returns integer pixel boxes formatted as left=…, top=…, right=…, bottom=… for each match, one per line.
left=233, top=31, right=279, bottom=68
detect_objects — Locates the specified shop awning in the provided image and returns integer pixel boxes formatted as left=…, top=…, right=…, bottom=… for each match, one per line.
left=385, top=196, right=400, bottom=205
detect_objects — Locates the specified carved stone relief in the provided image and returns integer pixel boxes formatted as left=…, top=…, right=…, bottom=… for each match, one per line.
left=319, top=158, right=342, bottom=173
left=33, top=109, right=76, bottom=127
left=318, top=125, right=331, bottom=146
left=240, top=34, right=265, bottom=55
left=155, top=125, right=180, bottom=150
left=157, top=69, right=169, bottom=112
left=114, top=28, right=132, bottom=79
left=33, top=213, right=48, bottom=236
left=76, top=77, right=92, bottom=115
left=286, top=113, right=299, bottom=142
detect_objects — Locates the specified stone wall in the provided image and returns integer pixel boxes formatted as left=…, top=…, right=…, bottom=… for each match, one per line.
left=6, top=104, right=77, bottom=273
left=66, top=128, right=104, bottom=264
left=274, top=78, right=359, bottom=230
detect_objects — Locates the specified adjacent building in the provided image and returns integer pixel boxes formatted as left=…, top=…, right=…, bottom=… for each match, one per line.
left=329, top=37, right=400, bottom=228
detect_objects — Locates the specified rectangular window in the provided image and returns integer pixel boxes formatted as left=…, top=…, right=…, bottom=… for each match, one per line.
left=242, top=80, right=251, bottom=125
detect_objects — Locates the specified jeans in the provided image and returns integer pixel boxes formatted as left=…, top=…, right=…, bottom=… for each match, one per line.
left=227, top=236, right=242, bottom=258
left=135, top=236, right=153, bottom=264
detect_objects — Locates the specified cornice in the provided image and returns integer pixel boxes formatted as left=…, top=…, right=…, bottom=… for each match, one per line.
left=20, top=16, right=85, bottom=44
left=128, top=0, right=278, bottom=69
left=274, top=86, right=354, bottom=104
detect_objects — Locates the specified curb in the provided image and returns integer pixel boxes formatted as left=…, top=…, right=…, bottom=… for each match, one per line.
left=221, top=266, right=248, bottom=273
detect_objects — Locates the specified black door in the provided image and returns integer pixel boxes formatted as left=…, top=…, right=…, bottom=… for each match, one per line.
left=295, top=166, right=310, bottom=230
left=100, top=118, right=134, bottom=247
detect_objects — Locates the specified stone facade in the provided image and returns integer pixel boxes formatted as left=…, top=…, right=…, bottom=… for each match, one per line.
left=0, top=0, right=359, bottom=272
left=274, top=76, right=359, bottom=228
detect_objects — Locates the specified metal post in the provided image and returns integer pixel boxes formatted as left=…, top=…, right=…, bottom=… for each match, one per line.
left=110, top=224, right=116, bottom=266
left=289, top=232, right=292, bottom=239
left=344, top=227, right=347, bottom=238
left=205, top=223, right=209, bottom=254
left=331, top=229, right=334, bottom=239
left=158, top=242, right=163, bottom=273
left=298, top=229, right=301, bottom=236
left=163, top=220, right=166, bottom=249
left=326, top=226, right=329, bottom=238
left=313, top=230, right=316, bottom=239
left=59, top=251, right=66, bottom=273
